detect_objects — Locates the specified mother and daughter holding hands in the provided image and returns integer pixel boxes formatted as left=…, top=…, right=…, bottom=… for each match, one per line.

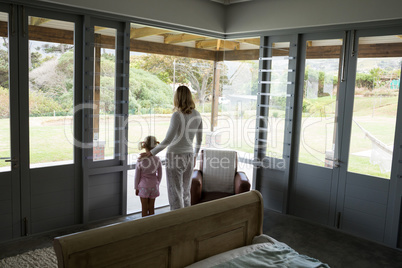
left=134, top=85, right=203, bottom=216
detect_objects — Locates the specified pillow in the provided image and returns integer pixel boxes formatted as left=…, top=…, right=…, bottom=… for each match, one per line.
left=252, top=234, right=278, bottom=245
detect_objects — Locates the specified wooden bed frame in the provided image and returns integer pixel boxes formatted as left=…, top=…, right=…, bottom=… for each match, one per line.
left=53, top=190, right=263, bottom=268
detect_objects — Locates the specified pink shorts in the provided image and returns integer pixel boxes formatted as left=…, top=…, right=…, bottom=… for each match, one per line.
left=138, top=187, right=159, bottom=199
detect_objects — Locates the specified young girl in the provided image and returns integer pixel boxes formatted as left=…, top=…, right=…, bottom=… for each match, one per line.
left=134, top=136, right=162, bottom=217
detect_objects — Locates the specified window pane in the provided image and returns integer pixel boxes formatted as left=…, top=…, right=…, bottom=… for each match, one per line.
left=265, top=42, right=290, bottom=159
left=218, top=37, right=260, bottom=181
left=93, top=27, right=116, bottom=161
left=347, top=35, right=402, bottom=179
left=219, top=60, right=259, bottom=154
left=28, top=17, right=75, bottom=168
left=0, top=12, right=10, bottom=172
left=299, top=39, right=342, bottom=167
left=126, top=25, right=258, bottom=212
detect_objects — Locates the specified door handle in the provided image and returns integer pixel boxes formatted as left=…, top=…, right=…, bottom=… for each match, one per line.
left=5, top=157, right=19, bottom=169
left=334, top=159, right=342, bottom=168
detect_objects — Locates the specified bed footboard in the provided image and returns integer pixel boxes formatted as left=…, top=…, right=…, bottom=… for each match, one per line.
left=53, top=190, right=263, bottom=268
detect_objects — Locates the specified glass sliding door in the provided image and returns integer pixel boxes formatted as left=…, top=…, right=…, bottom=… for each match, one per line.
left=0, top=6, right=81, bottom=241
left=291, top=33, right=345, bottom=225
left=0, top=9, right=16, bottom=242
left=291, top=29, right=402, bottom=244
left=24, top=11, right=80, bottom=234
left=337, top=30, right=402, bottom=243
left=0, top=11, right=10, bottom=172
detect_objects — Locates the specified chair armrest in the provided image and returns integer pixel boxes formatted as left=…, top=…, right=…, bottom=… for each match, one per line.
left=191, top=170, right=203, bottom=205
left=234, top=171, right=251, bottom=194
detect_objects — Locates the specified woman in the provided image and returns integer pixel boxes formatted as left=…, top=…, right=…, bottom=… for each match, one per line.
left=140, top=85, right=203, bottom=210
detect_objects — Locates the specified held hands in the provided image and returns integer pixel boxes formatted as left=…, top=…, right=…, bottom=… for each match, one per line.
left=139, top=151, right=152, bottom=159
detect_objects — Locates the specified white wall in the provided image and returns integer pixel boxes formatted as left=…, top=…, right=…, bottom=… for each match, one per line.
left=37, top=0, right=226, bottom=34
left=226, top=0, right=402, bottom=34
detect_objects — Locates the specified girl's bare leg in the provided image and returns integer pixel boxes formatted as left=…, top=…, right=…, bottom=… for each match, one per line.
left=140, top=197, right=149, bottom=217
left=148, top=198, right=155, bottom=215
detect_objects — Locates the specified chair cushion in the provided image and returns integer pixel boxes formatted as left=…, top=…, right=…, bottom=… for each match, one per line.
left=202, top=149, right=237, bottom=194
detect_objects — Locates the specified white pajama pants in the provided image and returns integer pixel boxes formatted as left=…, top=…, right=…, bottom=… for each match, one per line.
left=165, top=153, right=194, bottom=210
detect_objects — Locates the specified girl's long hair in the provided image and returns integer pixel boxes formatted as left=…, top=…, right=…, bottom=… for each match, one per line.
left=174, top=85, right=195, bottom=114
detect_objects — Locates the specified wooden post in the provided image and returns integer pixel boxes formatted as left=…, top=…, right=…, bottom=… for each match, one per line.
left=211, top=60, right=220, bottom=131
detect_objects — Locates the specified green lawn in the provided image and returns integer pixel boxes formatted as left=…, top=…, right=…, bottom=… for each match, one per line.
left=0, top=95, right=399, bottom=180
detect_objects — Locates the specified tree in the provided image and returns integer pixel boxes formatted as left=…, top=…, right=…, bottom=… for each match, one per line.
left=129, top=68, right=173, bottom=114
left=0, top=86, right=9, bottom=118
left=369, top=67, right=384, bottom=90
left=42, top=43, right=73, bottom=54
left=134, top=54, right=218, bottom=106
left=0, top=50, right=9, bottom=89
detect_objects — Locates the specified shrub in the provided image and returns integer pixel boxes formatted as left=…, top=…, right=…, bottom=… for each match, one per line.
left=29, top=91, right=63, bottom=116
left=0, top=87, right=9, bottom=118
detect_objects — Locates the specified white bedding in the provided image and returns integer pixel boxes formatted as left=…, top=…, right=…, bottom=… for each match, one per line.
left=186, top=235, right=330, bottom=268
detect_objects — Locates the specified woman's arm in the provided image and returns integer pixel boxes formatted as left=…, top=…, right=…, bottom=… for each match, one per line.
left=157, top=159, right=162, bottom=183
left=150, top=112, right=181, bottom=156
left=134, top=163, right=141, bottom=190
left=193, top=117, right=203, bottom=156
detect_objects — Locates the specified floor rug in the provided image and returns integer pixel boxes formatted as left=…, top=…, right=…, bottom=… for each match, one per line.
left=0, top=247, right=57, bottom=268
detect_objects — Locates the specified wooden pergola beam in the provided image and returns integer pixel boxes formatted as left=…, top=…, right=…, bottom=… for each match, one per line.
left=0, top=21, right=6, bottom=37
left=195, top=39, right=219, bottom=49
left=29, top=17, right=50, bottom=26
left=305, top=45, right=341, bottom=59
left=130, top=38, right=217, bottom=61
left=358, top=43, right=402, bottom=58
left=29, top=24, right=74, bottom=44
left=236, top=38, right=260, bottom=46
left=164, top=33, right=206, bottom=44
left=94, top=26, right=108, bottom=32
left=130, top=27, right=172, bottom=39
left=196, top=39, right=240, bottom=50
left=216, top=49, right=259, bottom=61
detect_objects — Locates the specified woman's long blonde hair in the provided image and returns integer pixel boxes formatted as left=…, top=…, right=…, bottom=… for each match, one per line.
left=174, top=85, right=195, bottom=114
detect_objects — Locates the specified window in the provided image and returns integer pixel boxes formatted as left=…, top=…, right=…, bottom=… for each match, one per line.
left=28, top=17, right=75, bottom=168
